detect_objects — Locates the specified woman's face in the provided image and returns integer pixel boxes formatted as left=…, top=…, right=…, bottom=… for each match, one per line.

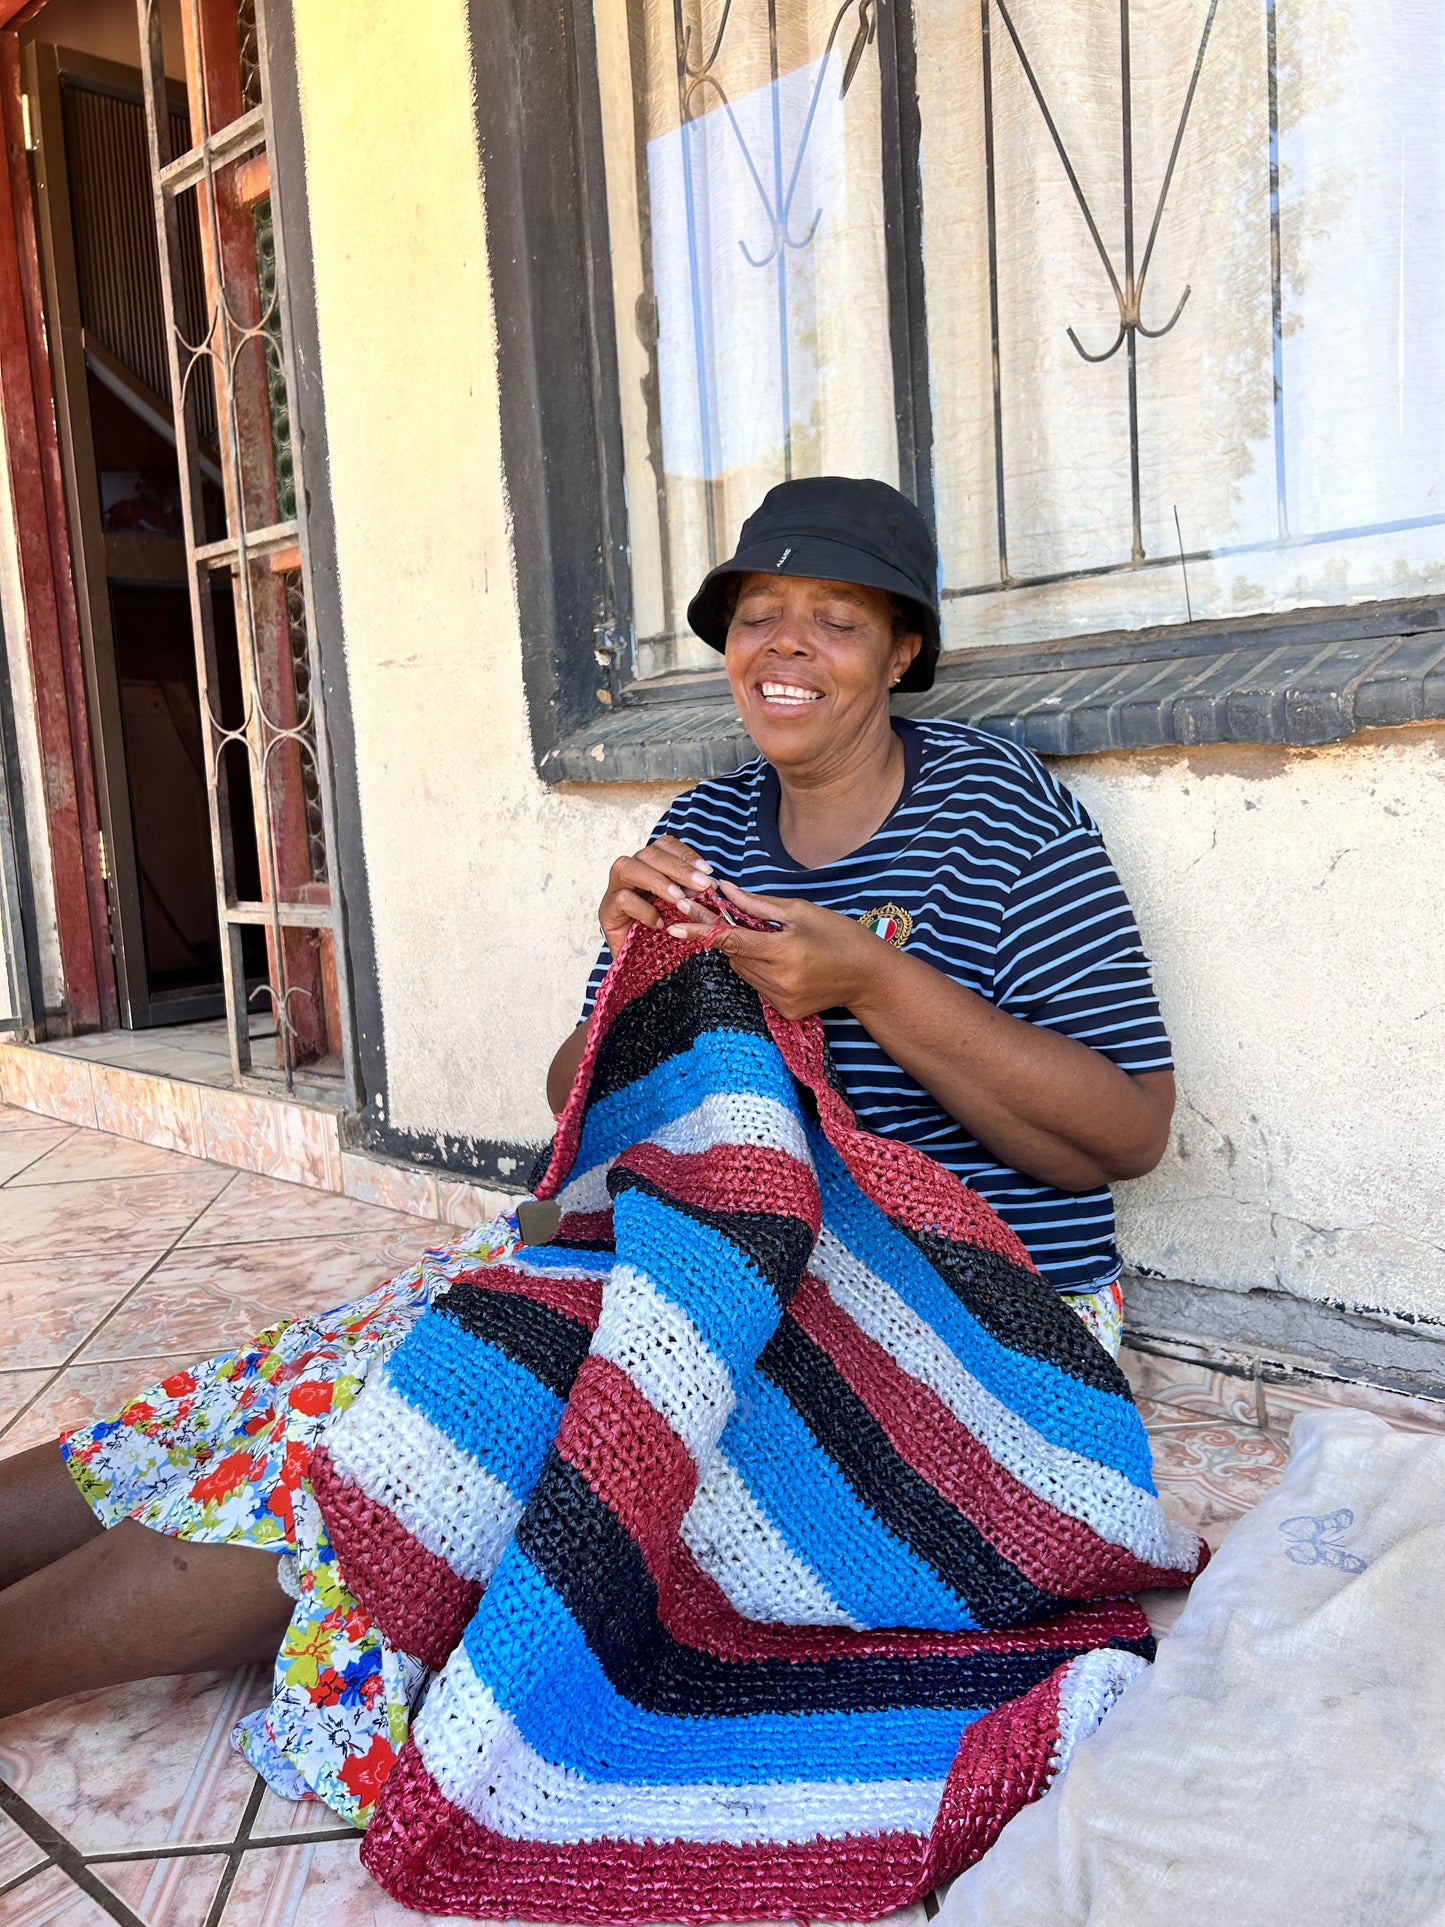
left=724, top=573, right=921, bottom=773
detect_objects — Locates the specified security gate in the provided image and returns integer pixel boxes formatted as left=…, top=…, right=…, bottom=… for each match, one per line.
left=135, top=0, right=355, bottom=1097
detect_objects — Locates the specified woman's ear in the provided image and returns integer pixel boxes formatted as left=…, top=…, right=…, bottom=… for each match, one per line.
left=889, top=630, right=923, bottom=689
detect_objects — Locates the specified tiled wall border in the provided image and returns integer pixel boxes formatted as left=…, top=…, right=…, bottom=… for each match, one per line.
left=0, top=1043, right=518, bottom=1229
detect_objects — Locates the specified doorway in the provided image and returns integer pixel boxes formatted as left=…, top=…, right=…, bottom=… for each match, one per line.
left=26, top=39, right=266, bottom=1026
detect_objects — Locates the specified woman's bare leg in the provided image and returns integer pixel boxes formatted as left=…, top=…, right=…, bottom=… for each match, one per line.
left=0, top=1442, right=105, bottom=1586
left=0, top=1443, right=292, bottom=1720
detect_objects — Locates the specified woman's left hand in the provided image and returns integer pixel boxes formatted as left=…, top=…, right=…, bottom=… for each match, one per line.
left=667, top=881, right=889, bottom=1020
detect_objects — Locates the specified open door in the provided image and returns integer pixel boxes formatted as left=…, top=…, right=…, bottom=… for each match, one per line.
left=24, top=41, right=263, bottom=1026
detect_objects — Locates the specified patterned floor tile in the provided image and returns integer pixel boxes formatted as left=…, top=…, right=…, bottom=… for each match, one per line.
left=0, top=1129, right=77, bottom=1186
left=0, top=1666, right=269, bottom=1858
left=0, top=1805, right=47, bottom=1885
left=248, top=1782, right=357, bottom=1843
left=0, top=1369, right=54, bottom=1436
left=0, top=1357, right=202, bottom=1454
left=179, top=1172, right=445, bottom=1251
left=7, top=1133, right=218, bottom=1189
left=215, top=1837, right=461, bottom=1924
left=73, top=1232, right=441, bottom=1366
left=0, top=1104, right=60, bottom=1135
left=0, top=1864, right=115, bottom=1924
left=0, top=1249, right=169, bottom=1371
left=0, top=1171, right=234, bottom=1264
left=1144, top=1405, right=1289, bottom=1548
left=92, top=1850, right=229, bottom=1924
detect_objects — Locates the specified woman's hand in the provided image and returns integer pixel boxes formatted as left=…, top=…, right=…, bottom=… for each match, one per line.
left=668, top=881, right=889, bottom=1021
left=599, top=836, right=715, bottom=956
left=671, top=878, right=1173, bottom=1190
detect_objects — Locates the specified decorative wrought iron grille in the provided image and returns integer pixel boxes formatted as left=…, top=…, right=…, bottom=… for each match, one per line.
left=604, top=0, right=1445, bottom=667
left=135, top=0, right=354, bottom=1094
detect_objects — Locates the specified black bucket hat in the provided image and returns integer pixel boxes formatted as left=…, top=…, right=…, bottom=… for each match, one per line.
left=686, top=476, right=942, bottom=693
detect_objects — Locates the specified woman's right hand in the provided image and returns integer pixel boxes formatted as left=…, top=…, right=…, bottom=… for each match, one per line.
left=598, top=836, right=715, bottom=956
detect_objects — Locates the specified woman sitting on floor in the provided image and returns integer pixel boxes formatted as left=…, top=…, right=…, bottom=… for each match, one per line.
left=0, top=475, right=1175, bottom=1824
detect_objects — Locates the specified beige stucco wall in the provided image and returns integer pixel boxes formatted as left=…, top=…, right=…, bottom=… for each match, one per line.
left=291, top=1, right=1445, bottom=1315
left=291, top=0, right=672, bottom=1169
left=1061, top=728, right=1445, bottom=1322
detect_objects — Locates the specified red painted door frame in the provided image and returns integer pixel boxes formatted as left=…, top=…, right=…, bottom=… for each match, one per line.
left=0, top=0, right=116, bottom=1030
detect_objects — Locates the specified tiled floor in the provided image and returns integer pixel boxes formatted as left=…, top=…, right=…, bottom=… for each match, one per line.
left=1, top=1102, right=1441, bottom=1925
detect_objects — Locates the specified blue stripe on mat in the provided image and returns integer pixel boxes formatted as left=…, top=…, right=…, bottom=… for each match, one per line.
left=717, top=1371, right=977, bottom=1632
left=572, top=1032, right=804, bottom=1180
left=466, top=1547, right=981, bottom=1784
left=386, top=1313, right=562, bottom=1497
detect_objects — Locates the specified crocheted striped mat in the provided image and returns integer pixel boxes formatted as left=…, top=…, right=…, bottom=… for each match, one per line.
left=313, top=911, right=1205, bottom=1923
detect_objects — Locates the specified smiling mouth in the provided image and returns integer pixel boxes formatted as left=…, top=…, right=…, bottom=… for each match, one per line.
left=758, top=681, right=823, bottom=707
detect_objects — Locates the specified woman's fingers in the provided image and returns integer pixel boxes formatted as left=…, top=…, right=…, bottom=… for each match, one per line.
left=646, top=838, right=714, bottom=894
left=600, top=838, right=719, bottom=950
left=718, top=879, right=795, bottom=923
left=611, top=889, right=664, bottom=931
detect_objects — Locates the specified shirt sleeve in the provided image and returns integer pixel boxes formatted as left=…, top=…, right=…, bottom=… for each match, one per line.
left=577, top=800, right=680, bottom=1021
left=991, top=826, right=1173, bottom=1072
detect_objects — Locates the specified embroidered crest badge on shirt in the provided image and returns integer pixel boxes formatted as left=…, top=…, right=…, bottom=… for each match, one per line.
left=859, top=903, right=913, bottom=947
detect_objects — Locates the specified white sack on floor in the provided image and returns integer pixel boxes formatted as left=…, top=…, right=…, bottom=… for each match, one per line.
left=940, top=1407, right=1445, bottom=1927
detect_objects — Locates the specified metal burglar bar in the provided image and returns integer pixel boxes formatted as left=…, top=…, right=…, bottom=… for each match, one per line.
left=134, top=0, right=355, bottom=1098
left=958, top=0, right=1445, bottom=603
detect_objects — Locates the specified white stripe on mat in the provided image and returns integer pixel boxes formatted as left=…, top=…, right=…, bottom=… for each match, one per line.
left=323, top=1366, right=523, bottom=1585
left=553, top=1092, right=814, bottom=1218
left=591, top=1264, right=735, bottom=1466
left=415, top=1646, right=945, bottom=1846
left=680, top=1450, right=860, bottom=1629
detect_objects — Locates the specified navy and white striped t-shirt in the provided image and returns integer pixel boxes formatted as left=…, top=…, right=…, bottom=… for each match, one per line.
left=581, top=718, right=1172, bottom=1293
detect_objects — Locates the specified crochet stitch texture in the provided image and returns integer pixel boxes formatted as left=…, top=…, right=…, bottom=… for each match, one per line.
left=313, top=912, right=1205, bottom=1922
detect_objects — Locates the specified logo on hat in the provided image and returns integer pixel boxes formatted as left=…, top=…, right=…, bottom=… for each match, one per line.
left=775, top=546, right=792, bottom=568
left=859, top=903, right=913, bottom=947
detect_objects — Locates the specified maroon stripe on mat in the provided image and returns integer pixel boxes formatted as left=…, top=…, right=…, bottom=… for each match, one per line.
left=787, top=1273, right=1187, bottom=1596
left=450, top=1260, right=606, bottom=1329
left=536, top=927, right=693, bottom=1198
left=311, top=1447, right=481, bottom=1670
left=756, top=1002, right=1036, bottom=1269
left=552, top=1207, right=615, bottom=1248
left=655, top=1531, right=1152, bottom=1664
left=923, top=1660, right=1066, bottom=1888
left=364, top=1740, right=941, bottom=1925
left=612, top=1140, right=821, bottom=1235
left=554, top=1355, right=698, bottom=1564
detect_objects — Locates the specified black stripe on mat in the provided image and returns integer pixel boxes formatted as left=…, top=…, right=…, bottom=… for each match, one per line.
left=759, top=1317, right=1069, bottom=1628
left=434, top=1281, right=592, bottom=1398
left=902, top=1225, right=1131, bottom=1400
left=586, top=948, right=772, bottom=1106
left=514, top=1455, right=1136, bottom=1716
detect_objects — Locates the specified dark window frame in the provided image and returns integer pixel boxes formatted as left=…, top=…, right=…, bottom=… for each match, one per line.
left=471, top=0, right=1445, bottom=789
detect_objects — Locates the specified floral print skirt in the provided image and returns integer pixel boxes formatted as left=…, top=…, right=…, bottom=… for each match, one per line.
left=60, top=1221, right=1126, bottom=1830
left=61, top=1214, right=522, bottom=1828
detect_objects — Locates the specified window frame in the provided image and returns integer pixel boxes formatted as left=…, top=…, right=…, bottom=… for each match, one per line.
left=472, top=0, right=1445, bottom=788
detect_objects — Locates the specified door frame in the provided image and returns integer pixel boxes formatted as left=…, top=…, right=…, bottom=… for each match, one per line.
left=0, top=6, right=116, bottom=1034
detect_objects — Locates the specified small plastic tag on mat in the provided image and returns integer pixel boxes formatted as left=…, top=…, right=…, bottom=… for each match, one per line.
left=516, top=1197, right=562, bottom=1245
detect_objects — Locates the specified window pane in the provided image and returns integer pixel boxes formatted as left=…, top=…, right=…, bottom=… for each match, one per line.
left=596, top=0, right=899, bottom=676
left=917, top=0, right=1445, bottom=648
